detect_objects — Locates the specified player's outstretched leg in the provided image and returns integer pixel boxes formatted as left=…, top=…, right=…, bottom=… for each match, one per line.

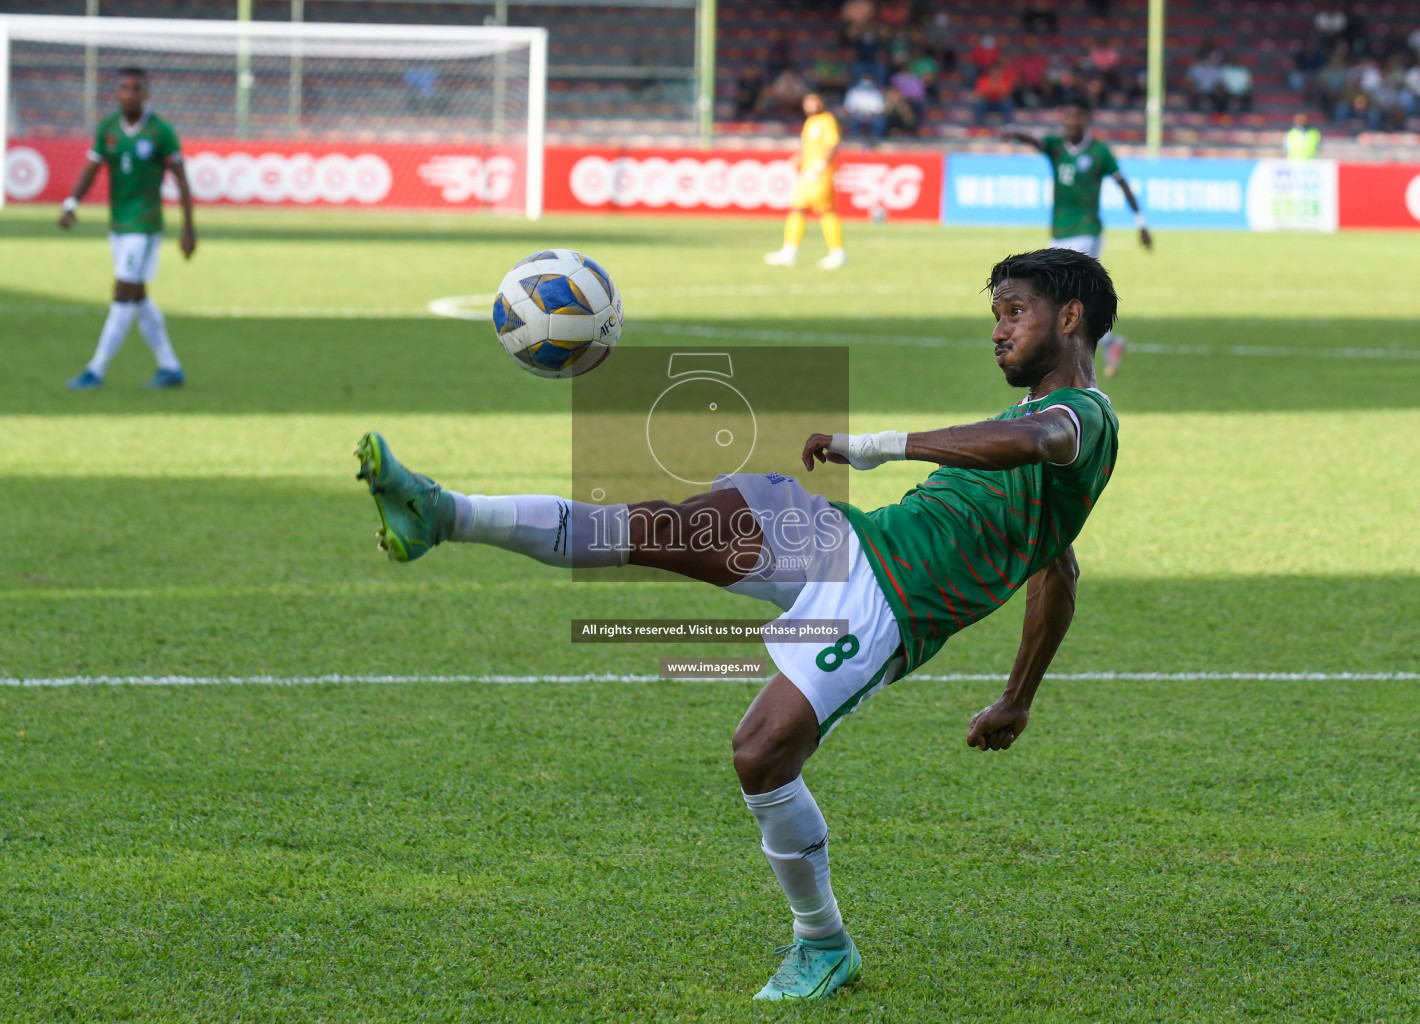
left=353, top=433, right=762, bottom=581
left=354, top=431, right=458, bottom=562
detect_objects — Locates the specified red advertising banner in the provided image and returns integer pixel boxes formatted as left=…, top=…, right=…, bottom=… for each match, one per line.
left=543, top=146, right=943, bottom=221
left=4, top=138, right=525, bottom=210
left=7, top=138, right=942, bottom=220
left=1337, top=163, right=1420, bottom=229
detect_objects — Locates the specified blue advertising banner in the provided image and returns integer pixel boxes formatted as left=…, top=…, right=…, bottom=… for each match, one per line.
left=943, top=153, right=1259, bottom=231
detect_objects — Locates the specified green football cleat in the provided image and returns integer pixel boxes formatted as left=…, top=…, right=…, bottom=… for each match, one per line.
left=353, top=431, right=456, bottom=563
left=754, top=936, right=861, bottom=1001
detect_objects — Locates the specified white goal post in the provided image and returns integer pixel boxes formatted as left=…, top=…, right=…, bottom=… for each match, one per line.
left=0, top=14, right=548, bottom=217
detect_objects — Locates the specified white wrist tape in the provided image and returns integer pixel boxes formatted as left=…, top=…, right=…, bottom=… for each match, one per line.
left=62, top=197, right=79, bottom=213
left=1134, top=211, right=1147, bottom=228
left=828, top=430, right=908, bottom=471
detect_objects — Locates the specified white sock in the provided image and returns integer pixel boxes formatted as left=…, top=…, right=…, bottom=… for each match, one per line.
left=86, top=301, right=139, bottom=377
left=743, top=777, right=845, bottom=941
left=447, top=493, right=630, bottom=568
left=135, top=298, right=181, bottom=371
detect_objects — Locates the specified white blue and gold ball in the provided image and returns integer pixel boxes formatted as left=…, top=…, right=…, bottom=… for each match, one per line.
left=492, top=249, right=622, bottom=378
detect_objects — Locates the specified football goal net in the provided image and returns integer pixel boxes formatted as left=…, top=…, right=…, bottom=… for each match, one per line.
left=0, top=14, right=547, bottom=217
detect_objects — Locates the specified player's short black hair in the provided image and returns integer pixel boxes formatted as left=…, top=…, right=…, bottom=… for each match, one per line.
left=987, top=248, right=1119, bottom=346
left=116, top=66, right=147, bottom=80
left=1062, top=95, right=1092, bottom=115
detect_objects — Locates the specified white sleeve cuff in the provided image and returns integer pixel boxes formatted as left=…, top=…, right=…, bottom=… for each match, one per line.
left=1045, top=406, right=1082, bottom=466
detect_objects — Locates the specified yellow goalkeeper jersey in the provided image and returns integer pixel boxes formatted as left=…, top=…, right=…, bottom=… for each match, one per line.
left=801, top=112, right=840, bottom=169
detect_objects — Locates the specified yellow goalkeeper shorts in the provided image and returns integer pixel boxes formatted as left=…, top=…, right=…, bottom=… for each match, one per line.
left=789, top=172, right=836, bottom=215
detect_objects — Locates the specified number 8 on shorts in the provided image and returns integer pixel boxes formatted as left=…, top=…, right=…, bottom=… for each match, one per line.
left=815, top=634, right=860, bottom=672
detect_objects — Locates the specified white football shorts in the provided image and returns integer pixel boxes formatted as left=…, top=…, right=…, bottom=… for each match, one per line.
left=714, top=472, right=907, bottom=739
left=110, top=232, right=162, bottom=284
left=1050, top=234, right=1104, bottom=259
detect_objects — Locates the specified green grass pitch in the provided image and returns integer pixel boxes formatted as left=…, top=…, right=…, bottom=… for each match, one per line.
left=2, top=204, right=1419, bottom=1021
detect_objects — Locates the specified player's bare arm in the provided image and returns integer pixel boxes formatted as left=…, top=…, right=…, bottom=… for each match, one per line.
left=1112, top=172, right=1153, bottom=250
left=170, top=158, right=197, bottom=259
left=967, top=546, right=1078, bottom=751
left=999, top=129, right=1045, bottom=151
left=58, top=158, right=102, bottom=229
left=801, top=411, right=1077, bottom=474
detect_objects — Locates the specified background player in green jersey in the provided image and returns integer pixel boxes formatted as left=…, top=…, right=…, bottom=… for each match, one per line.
left=351, top=248, right=1119, bottom=1002
left=1003, top=98, right=1149, bottom=378
left=59, top=67, right=196, bottom=390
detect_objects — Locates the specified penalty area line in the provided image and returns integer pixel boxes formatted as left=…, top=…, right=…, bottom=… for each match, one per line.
left=3, top=671, right=1417, bottom=688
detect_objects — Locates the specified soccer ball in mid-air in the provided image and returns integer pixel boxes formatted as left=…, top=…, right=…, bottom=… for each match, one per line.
left=492, top=249, right=622, bottom=378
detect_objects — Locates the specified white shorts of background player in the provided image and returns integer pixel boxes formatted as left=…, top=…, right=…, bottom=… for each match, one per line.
left=110, top=231, right=163, bottom=284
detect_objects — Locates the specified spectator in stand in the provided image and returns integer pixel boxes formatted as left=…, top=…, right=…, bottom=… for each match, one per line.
left=1219, top=54, right=1253, bottom=112
left=846, top=19, right=890, bottom=84
left=1290, top=34, right=1329, bottom=94
left=877, top=0, right=910, bottom=30
left=811, top=50, right=852, bottom=104
left=1408, top=26, right=1420, bottom=62
left=734, top=66, right=765, bottom=120
left=1316, top=45, right=1351, bottom=114
left=1186, top=49, right=1226, bottom=111
left=883, top=85, right=919, bottom=135
left=922, top=11, right=958, bottom=72
left=843, top=73, right=888, bottom=138
left=757, top=66, right=809, bottom=120
left=1314, top=8, right=1347, bottom=43
left=888, top=29, right=912, bottom=68
left=1405, top=60, right=1420, bottom=117
left=969, top=34, right=1003, bottom=77
left=1336, top=89, right=1375, bottom=132
left=890, top=60, right=928, bottom=116
left=1374, top=53, right=1415, bottom=128
left=841, top=0, right=875, bottom=41
left=1022, top=4, right=1058, bottom=34
left=1042, top=52, right=1079, bottom=106
left=1010, top=44, right=1050, bottom=108
left=907, top=48, right=940, bottom=100
left=974, top=62, right=1017, bottom=124
left=1087, top=37, right=1122, bottom=91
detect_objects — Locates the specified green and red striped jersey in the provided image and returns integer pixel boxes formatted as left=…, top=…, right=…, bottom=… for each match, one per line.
left=833, top=387, right=1118, bottom=671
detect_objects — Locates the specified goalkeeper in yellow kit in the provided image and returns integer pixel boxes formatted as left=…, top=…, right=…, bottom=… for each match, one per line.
left=764, top=93, right=846, bottom=270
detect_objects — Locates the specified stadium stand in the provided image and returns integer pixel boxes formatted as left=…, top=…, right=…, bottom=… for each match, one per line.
left=714, top=0, right=1420, bottom=154
left=4, top=0, right=1420, bottom=154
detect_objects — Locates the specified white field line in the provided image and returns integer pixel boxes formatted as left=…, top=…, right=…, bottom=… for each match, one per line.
left=3, top=671, right=1417, bottom=688
left=8, top=295, right=1419, bottom=361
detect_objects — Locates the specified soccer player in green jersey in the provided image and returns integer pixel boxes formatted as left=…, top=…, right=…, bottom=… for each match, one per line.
left=59, top=67, right=196, bottom=390
left=352, top=248, right=1118, bottom=1001
left=1003, top=97, right=1149, bottom=377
